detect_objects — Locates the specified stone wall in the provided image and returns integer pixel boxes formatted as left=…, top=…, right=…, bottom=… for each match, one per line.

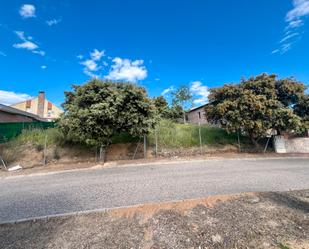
left=274, top=135, right=309, bottom=153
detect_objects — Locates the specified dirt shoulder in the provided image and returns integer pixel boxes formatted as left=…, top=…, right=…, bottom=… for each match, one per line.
left=1, top=152, right=309, bottom=177
left=1, top=190, right=308, bottom=249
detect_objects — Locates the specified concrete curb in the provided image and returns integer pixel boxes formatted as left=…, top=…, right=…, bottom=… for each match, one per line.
left=0, top=192, right=249, bottom=225
left=1, top=156, right=309, bottom=180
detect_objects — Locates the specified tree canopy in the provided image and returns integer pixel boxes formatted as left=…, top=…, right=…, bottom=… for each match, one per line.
left=58, top=79, right=157, bottom=150
left=172, top=85, right=193, bottom=123
left=205, top=74, right=307, bottom=146
left=153, top=96, right=184, bottom=121
left=153, top=96, right=170, bottom=119
left=294, top=95, right=309, bottom=129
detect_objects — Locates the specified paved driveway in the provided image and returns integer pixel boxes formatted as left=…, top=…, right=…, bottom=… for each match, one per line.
left=0, top=158, right=308, bottom=223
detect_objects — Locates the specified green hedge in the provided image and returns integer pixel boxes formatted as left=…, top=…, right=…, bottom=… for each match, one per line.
left=0, top=122, right=55, bottom=143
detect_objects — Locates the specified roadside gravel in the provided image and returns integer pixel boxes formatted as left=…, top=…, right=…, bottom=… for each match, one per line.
left=1, top=190, right=308, bottom=249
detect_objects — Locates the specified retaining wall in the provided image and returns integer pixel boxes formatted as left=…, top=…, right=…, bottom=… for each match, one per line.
left=274, top=135, right=309, bottom=153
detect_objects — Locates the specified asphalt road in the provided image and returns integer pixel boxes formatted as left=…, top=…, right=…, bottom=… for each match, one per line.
left=0, top=158, right=308, bottom=223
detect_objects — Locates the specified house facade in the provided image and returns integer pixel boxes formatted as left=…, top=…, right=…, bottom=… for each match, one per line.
left=0, top=104, right=45, bottom=123
left=187, top=104, right=208, bottom=124
left=11, top=91, right=63, bottom=121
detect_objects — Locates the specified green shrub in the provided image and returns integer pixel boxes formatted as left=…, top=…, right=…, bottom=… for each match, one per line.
left=4, top=128, right=65, bottom=150
left=111, top=132, right=140, bottom=144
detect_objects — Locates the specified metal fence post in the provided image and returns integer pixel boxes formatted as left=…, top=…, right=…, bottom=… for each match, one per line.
left=43, top=133, right=47, bottom=165
left=99, top=146, right=106, bottom=162
left=155, top=128, right=158, bottom=157
left=198, top=123, right=202, bottom=155
left=237, top=129, right=241, bottom=153
left=144, top=135, right=147, bottom=159
left=0, top=156, right=7, bottom=171
left=133, top=138, right=141, bottom=160
left=263, top=136, right=271, bottom=153
left=95, top=147, right=98, bottom=162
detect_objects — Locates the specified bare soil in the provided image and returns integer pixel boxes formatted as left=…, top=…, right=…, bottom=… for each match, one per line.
left=1, top=190, right=308, bottom=249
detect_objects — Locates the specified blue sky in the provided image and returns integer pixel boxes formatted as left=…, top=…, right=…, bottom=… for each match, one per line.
left=0, top=0, right=309, bottom=107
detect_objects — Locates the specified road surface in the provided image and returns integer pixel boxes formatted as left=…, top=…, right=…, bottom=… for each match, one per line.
left=0, top=158, right=308, bottom=223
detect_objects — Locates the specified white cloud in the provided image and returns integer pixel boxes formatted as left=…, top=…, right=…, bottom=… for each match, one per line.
left=0, top=51, right=7, bottom=57
left=273, top=0, right=309, bottom=54
left=286, top=0, right=309, bottom=22
left=0, top=90, right=32, bottom=106
left=13, top=40, right=38, bottom=50
left=46, top=18, right=61, bottom=26
left=161, top=86, right=174, bottom=96
left=13, top=31, right=45, bottom=56
left=271, top=49, right=280, bottom=54
left=78, top=49, right=106, bottom=78
left=32, top=50, right=45, bottom=56
left=78, top=50, right=147, bottom=81
left=19, top=4, right=36, bottom=18
left=81, top=59, right=99, bottom=71
left=105, top=57, right=147, bottom=82
left=90, top=49, right=105, bottom=61
left=280, top=32, right=299, bottom=43
left=41, top=65, right=47, bottom=69
left=190, top=81, right=209, bottom=105
left=287, top=19, right=303, bottom=28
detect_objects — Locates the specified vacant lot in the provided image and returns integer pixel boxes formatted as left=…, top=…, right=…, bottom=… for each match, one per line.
left=0, top=120, right=252, bottom=171
left=1, top=190, right=308, bottom=249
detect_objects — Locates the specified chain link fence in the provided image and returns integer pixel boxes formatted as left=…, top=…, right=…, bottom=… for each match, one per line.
left=0, top=120, right=274, bottom=169
left=135, top=120, right=252, bottom=159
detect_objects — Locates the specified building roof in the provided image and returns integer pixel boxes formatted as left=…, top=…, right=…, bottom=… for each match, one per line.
left=188, top=103, right=208, bottom=113
left=0, top=104, right=47, bottom=122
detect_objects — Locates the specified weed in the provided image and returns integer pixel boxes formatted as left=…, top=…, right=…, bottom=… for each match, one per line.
left=35, top=143, right=44, bottom=152
left=278, top=243, right=290, bottom=249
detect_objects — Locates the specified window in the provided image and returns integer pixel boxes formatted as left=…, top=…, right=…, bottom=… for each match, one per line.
left=198, top=112, right=201, bottom=119
left=48, top=102, right=53, bottom=110
left=47, top=110, right=54, bottom=117
left=26, top=100, right=31, bottom=107
left=26, top=100, right=31, bottom=112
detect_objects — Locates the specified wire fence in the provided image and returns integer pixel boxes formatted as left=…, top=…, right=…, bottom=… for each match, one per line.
left=0, top=121, right=278, bottom=169
left=132, top=121, right=252, bottom=160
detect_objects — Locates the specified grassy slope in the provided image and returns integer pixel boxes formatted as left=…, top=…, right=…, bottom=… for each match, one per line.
left=6, top=120, right=241, bottom=149
left=148, top=120, right=244, bottom=148
left=0, top=121, right=248, bottom=164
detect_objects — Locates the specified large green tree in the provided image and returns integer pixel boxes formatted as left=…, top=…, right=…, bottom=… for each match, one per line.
left=205, top=74, right=306, bottom=147
left=153, top=95, right=184, bottom=121
left=58, top=79, right=157, bottom=160
left=294, top=95, right=309, bottom=129
left=153, top=96, right=170, bottom=119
